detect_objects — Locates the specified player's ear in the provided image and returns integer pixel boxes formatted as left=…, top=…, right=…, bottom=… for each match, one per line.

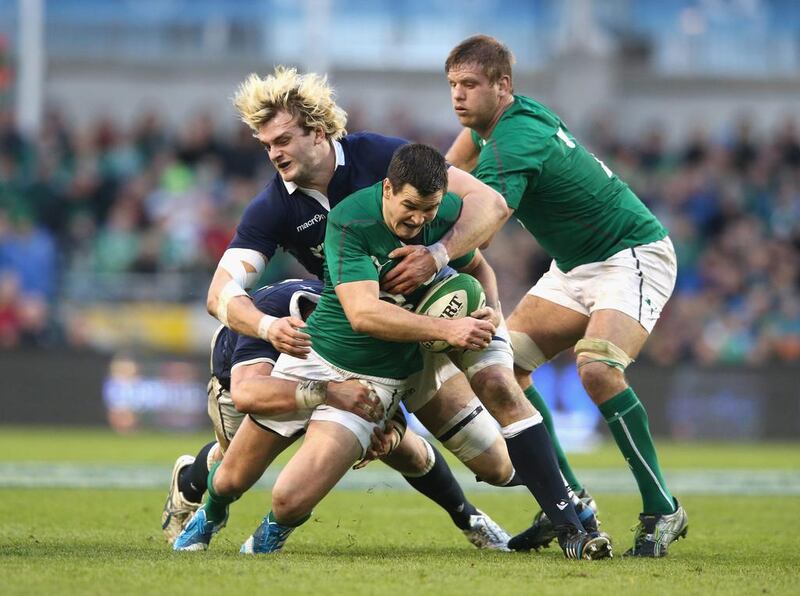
left=382, top=178, right=393, bottom=198
left=313, top=126, right=326, bottom=144
left=497, top=75, right=512, bottom=97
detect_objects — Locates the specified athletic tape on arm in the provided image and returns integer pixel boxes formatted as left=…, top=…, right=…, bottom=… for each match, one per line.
left=426, top=242, right=450, bottom=273
left=295, top=380, right=328, bottom=410
left=217, top=280, right=248, bottom=327
left=218, top=248, right=266, bottom=290
left=574, top=337, right=634, bottom=371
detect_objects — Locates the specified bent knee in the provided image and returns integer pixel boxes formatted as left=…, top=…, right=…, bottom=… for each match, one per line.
left=472, top=368, right=530, bottom=417
left=270, top=487, right=311, bottom=523
left=213, top=465, right=249, bottom=496
left=577, top=360, right=626, bottom=399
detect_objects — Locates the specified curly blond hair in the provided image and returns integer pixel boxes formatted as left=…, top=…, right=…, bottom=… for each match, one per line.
left=233, top=66, right=347, bottom=139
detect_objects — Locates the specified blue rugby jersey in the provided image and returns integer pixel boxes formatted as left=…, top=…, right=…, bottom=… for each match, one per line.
left=210, top=279, right=323, bottom=390
left=228, top=132, right=407, bottom=279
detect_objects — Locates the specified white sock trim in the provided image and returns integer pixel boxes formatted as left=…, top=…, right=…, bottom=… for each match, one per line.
left=500, top=413, right=543, bottom=439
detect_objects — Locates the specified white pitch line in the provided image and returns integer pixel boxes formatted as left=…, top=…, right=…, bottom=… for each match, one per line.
left=0, top=463, right=799, bottom=495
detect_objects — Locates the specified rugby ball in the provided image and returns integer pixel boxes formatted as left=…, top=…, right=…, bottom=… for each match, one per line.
left=415, top=273, right=486, bottom=352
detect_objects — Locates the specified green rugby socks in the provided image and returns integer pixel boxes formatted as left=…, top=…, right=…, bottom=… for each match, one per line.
left=522, top=384, right=584, bottom=492
left=599, top=388, right=675, bottom=515
left=204, top=462, right=239, bottom=524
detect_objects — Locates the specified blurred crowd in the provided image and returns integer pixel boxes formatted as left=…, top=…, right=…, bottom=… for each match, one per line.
left=0, top=105, right=798, bottom=365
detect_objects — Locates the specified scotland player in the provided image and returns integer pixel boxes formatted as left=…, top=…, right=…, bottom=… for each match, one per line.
left=165, top=278, right=509, bottom=550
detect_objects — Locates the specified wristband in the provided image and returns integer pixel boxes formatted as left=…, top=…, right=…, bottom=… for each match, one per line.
left=426, top=242, right=450, bottom=273
left=257, top=314, right=278, bottom=341
left=295, top=380, right=328, bottom=410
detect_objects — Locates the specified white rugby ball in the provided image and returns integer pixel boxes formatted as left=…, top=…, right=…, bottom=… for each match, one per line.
left=414, top=273, right=486, bottom=352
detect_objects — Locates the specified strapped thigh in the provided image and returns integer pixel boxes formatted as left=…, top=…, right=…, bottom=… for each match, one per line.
left=574, top=337, right=634, bottom=371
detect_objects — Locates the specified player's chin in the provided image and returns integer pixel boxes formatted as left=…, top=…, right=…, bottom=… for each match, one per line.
left=276, top=163, right=297, bottom=182
left=397, top=225, right=422, bottom=239
left=454, top=111, right=472, bottom=125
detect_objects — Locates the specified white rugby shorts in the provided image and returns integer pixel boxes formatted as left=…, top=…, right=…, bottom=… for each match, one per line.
left=254, top=349, right=411, bottom=455
left=528, top=237, right=677, bottom=333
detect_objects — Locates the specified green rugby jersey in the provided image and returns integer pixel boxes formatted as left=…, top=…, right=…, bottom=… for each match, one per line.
left=471, top=95, right=667, bottom=272
left=306, top=182, right=474, bottom=379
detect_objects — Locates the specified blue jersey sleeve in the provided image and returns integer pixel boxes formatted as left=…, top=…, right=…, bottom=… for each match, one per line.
left=227, top=183, right=287, bottom=260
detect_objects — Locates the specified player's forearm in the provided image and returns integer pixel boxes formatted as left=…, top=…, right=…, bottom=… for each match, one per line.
left=207, top=267, right=274, bottom=340
left=438, top=193, right=506, bottom=259
left=231, top=376, right=299, bottom=415
left=347, top=300, right=446, bottom=343
left=438, top=169, right=508, bottom=260
left=445, top=128, right=479, bottom=172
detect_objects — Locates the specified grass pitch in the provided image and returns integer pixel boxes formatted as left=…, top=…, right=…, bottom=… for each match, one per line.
left=1, top=428, right=799, bottom=595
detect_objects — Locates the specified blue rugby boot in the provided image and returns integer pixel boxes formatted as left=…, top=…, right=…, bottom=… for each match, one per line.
left=240, top=511, right=309, bottom=555
left=173, top=507, right=227, bottom=551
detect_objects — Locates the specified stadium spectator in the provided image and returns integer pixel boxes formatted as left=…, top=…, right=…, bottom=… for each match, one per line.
left=0, top=105, right=796, bottom=364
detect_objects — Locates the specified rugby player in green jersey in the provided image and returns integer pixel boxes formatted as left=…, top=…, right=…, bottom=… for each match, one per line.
left=184, top=144, right=610, bottom=559
left=441, top=35, right=688, bottom=558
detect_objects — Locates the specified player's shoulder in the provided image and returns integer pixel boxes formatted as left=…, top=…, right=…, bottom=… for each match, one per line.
left=498, top=95, right=561, bottom=138
left=328, top=181, right=382, bottom=224
left=241, top=173, right=290, bottom=212
left=341, top=131, right=408, bottom=157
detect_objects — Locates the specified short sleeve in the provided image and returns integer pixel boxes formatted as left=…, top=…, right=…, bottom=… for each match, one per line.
left=227, top=187, right=287, bottom=259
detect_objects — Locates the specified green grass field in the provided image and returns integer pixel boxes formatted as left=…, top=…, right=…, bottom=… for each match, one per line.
left=1, top=428, right=799, bottom=595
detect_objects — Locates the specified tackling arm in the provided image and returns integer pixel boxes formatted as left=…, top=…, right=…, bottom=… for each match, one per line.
left=445, top=128, right=480, bottom=172
left=457, top=249, right=500, bottom=311
left=230, top=361, right=383, bottom=422
left=381, top=167, right=508, bottom=295
left=207, top=248, right=311, bottom=358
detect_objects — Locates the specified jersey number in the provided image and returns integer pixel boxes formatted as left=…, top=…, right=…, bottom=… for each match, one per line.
left=556, top=127, right=613, bottom=178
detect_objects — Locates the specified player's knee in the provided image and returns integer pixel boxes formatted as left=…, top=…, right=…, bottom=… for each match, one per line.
left=577, top=360, right=624, bottom=398
left=575, top=337, right=632, bottom=399
left=472, top=368, right=526, bottom=415
left=509, top=331, right=548, bottom=373
left=382, top=434, right=431, bottom=476
left=513, top=365, right=532, bottom=389
left=270, top=487, right=310, bottom=524
left=212, top=465, right=247, bottom=496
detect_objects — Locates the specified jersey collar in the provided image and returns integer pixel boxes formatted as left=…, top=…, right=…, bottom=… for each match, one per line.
left=282, top=139, right=345, bottom=212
